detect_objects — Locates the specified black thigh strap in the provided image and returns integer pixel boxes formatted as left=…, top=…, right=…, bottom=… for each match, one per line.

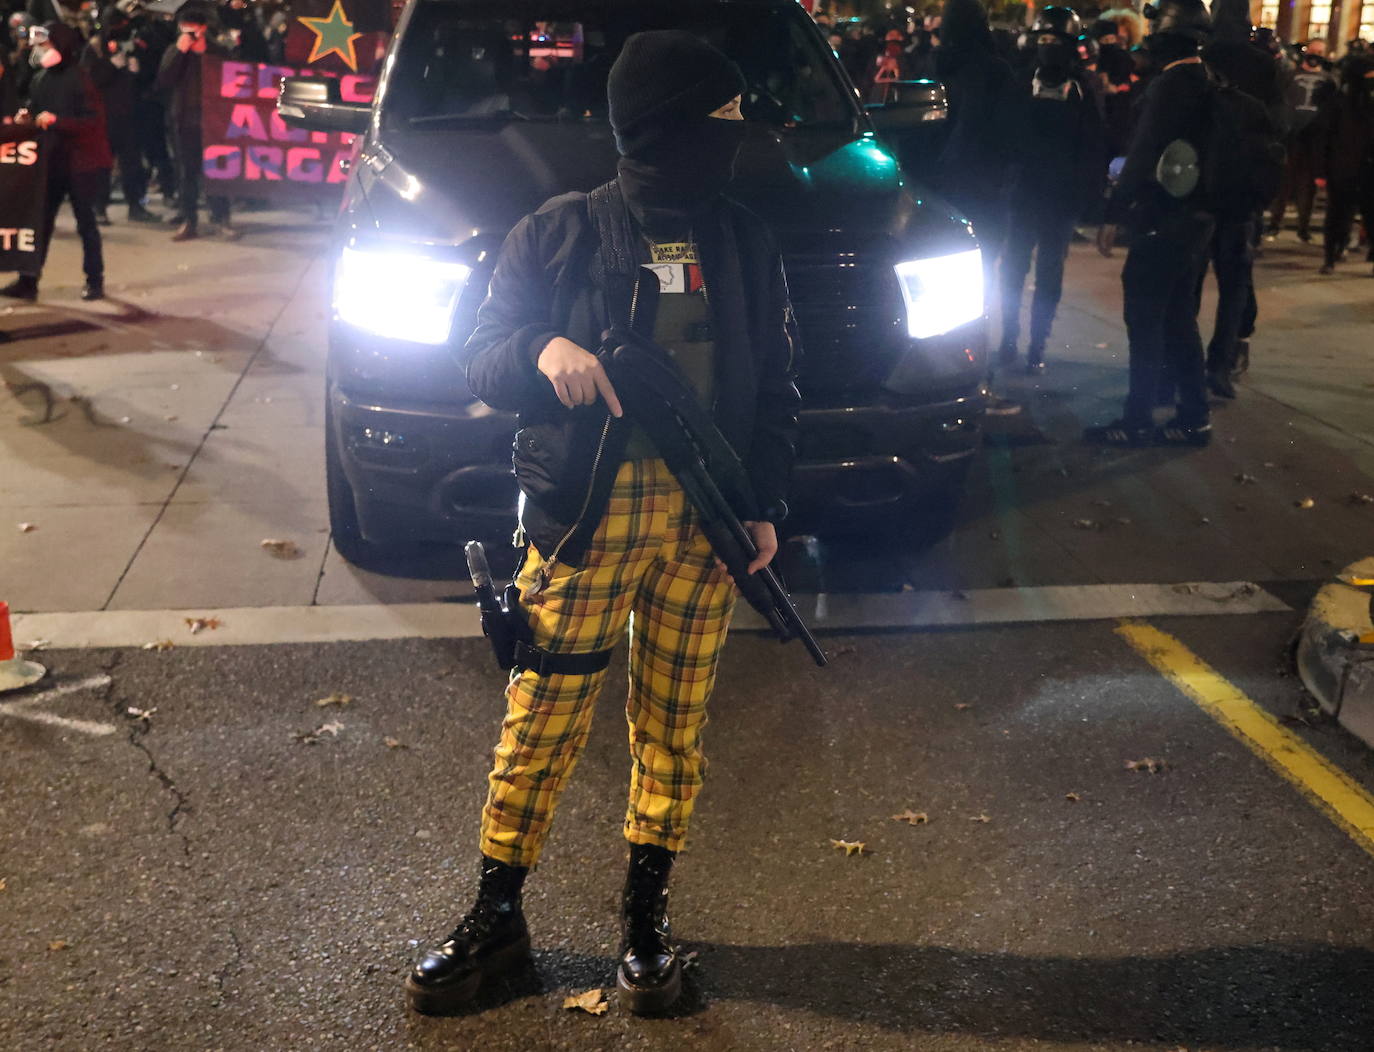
left=512, top=639, right=614, bottom=677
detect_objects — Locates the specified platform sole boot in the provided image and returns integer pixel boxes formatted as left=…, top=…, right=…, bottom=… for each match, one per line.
left=405, top=855, right=531, bottom=1015
left=617, top=843, right=683, bottom=1015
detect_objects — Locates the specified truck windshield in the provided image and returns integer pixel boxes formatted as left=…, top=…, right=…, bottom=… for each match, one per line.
left=382, top=0, right=858, bottom=130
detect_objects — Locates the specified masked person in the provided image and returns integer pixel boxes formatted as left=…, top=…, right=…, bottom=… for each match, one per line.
left=406, top=30, right=800, bottom=1017
left=1, top=22, right=112, bottom=302
left=1319, top=52, right=1374, bottom=275
left=157, top=0, right=237, bottom=241
left=999, top=6, right=1105, bottom=372
left=1086, top=0, right=1215, bottom=446
left=1269, top=41, right=1335, bottom=242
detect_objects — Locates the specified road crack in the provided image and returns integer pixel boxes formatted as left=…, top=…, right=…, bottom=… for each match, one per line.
left=210, top=927, right=245, bottom=1008
left=101, top=650, right=193, bottom=859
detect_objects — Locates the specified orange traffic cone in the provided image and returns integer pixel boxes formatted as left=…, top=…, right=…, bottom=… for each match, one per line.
left=0, top=601, right=47, bottom=693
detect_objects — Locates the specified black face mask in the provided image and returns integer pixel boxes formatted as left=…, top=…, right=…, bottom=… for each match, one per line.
left=617, top=116, right=748, bottom=239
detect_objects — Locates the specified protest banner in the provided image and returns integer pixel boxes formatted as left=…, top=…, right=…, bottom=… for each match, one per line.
left=200, top=58, right=376, bottom=202
left=286, top=0, right=393, bottom=76
left=0, top=130, right=49, bottom=274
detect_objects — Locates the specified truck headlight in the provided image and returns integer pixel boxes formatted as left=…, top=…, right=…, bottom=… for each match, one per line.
left=333, top=246, right=472, bottom=345
left=894, top=249, right=984, bottom=340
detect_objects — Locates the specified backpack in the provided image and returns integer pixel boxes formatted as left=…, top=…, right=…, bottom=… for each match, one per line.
left=1200, top=78, right=1285, bottom=216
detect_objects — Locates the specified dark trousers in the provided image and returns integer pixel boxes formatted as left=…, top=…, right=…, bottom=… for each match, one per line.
left=136, top=97, right=176, bottom=197
left=26, top=168, right=105, bottom=283
left=1269, top=135, right=1318, bottom=236
left=1323, top=172, right=1374, bottom=267
left=1121, top=210, right=1214, bottom=428
left=1000, top=204, right=1076, bottom=355
left=102, top=118, right=148, bottom=213
left=1199, top=214, right=1257, bottom=375
left=174, top=131, right=229, bottom=231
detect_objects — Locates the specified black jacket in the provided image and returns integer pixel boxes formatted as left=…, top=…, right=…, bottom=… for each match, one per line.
left=462, top=180, right=802, bottom=570
left=1009, top=70, right=1106, bottom=213
left=156, top=39, right=227, bottom=139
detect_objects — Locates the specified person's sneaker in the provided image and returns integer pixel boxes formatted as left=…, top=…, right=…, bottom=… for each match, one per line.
left=1155, top=417, right=1212, bottom=447
left=171, top=224, right=198, bottom=242
left=0, top=276, right=38, bottom=301
left=81, top=281, right=104, bottom=302
left=405, top=856, right=531, bottom=1015
left=128, top=204, right=162, bottom=224
left=1206, top=369, right=1236, bottom=400
left=1083, top=419, right=1152, bottom=447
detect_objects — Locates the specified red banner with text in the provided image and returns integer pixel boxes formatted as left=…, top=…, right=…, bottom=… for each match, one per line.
left=199, top=58, right=375, bottom=202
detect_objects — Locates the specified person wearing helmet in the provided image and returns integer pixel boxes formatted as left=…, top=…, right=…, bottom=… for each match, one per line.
left=999, top=5, right=1105, bottom=372
left=1318, top=50, right=1374, bottom=274
left=0, top=21, right=112, bottom=302
left=1085, top=0, right=1215, bottom=446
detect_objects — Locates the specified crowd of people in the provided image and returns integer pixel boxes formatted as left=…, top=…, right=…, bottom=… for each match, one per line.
left=818, top=0, right=1374, bottom=446
left=0, top=0, right=292, bottom=300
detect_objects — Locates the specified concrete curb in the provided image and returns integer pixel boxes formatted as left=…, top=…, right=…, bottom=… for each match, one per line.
left=1297, top=556, right=1374, bottom=749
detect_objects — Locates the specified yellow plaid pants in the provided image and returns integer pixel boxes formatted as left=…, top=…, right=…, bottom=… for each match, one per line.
left=479, top=457, right=738, bottom=868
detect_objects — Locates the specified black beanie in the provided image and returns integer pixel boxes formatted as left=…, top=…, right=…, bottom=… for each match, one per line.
left=608, top=31, right=746, bottom=158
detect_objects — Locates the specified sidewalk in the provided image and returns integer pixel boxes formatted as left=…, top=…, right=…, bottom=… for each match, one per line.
left=3, top=212, right=1373, bottom=614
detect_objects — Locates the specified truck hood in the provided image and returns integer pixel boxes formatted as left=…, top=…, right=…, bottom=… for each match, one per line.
left=354, top=121, right=973, bottom=258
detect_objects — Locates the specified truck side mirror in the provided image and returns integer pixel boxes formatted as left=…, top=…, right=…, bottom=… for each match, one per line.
left=278, top=76, right=371, bottom=136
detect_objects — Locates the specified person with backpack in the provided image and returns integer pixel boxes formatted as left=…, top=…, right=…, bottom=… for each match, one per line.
left=1318, top=51, right=1374, bottom=275
left=998, top=5, right=1105, bottom=373
left=1197, top=0, right=1284, bottom=398
left=1085, top=0, right=1215, bottom=447
left=404, top=30, right=800, bottom=1018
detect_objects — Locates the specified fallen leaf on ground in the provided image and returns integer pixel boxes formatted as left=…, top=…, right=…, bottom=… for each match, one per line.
left=562, top=988, right=608, bottom=1015
left=126, top=706, right=157, bottom=723
left=48, top=940, right=67, bottom=952
left=1349, top=493, right=1374, bottom=505
left=1065, top=792, right=1082, bottom=802
left=318, top=721, right=345, bottom=736
left=17, top=522, right=36, bottom=532
left=954, top=702, right=973, bottom=710
left=260, top=538, right=302, bottom=559
left=142, top=639, right=175, bottom=651
left=23, top=639, right=51, bottom=651
left=1094, top=342, right=1109, bottom=349
left=1294, top=498, right=1315, bottom=510
left=315, top=692, right=352, bottom=708
left=892, top=809, right=929, bottom=825
left=968, top=813, right=991, bottom=823
left=184, top=617, right=222, bottom=634
left=0, top=877, right=7, bottom=892
left=829, top=839, right=867, bottom=856
left=681, top=950, right=700, bottom=969
left=1071, top=519, right=1098, bottom=530
left=1125, top=757, right=1166, bottom=773
left=383, top=736, right=408, bottom=750
left=1234, top=473, right=1257, bottom=485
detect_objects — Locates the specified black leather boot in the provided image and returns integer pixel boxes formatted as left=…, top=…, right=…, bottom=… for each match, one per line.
left=405, top=855, right=530, bottom=1015
left=617, top=843, right=682, bottom=1014
left=0, top=276, right=38, bottom=301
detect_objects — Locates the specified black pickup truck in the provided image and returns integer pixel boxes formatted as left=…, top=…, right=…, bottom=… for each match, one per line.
left=278, top=0, right=986, bottom=562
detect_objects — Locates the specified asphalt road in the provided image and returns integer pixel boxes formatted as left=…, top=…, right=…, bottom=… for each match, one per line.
left=2, top=610, right=1373, bottom=1051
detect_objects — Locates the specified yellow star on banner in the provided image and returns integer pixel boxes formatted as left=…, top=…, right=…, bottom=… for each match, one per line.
left=299, top=0, right=363, bottom=71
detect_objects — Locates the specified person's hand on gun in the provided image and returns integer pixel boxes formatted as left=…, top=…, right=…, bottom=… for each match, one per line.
left=537, top=336, right=623, bottom=417
left=713, top=520, right=778, bottom=576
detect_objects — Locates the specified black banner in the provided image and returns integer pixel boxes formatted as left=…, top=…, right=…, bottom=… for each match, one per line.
left=200, top=58, right=375, bottom=202
left=0, top=129, right=48, bottom=273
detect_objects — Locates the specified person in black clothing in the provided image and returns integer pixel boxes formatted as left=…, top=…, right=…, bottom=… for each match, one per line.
left=1, top=22, right=111, bottom=302
left=999, top=5, right=1105, bottom=372
left=405, top=30, right=799, bottom=1018
left=1195, top=0, right=1282, bottom=398
left=84, top=4, right=161, bottom=224
left=1086, top=0, right=1214, bottom=447
left=1270, top=42, right=1336, bottom=241
left=1319, top=52, right=1374, bottom=275
left=158, top=0, right=237, bottom=240
left=130, top=5, right=177, bottom=206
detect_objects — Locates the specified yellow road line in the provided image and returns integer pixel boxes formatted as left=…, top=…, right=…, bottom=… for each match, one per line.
left=1116, top=620, right=1374, bottom=860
